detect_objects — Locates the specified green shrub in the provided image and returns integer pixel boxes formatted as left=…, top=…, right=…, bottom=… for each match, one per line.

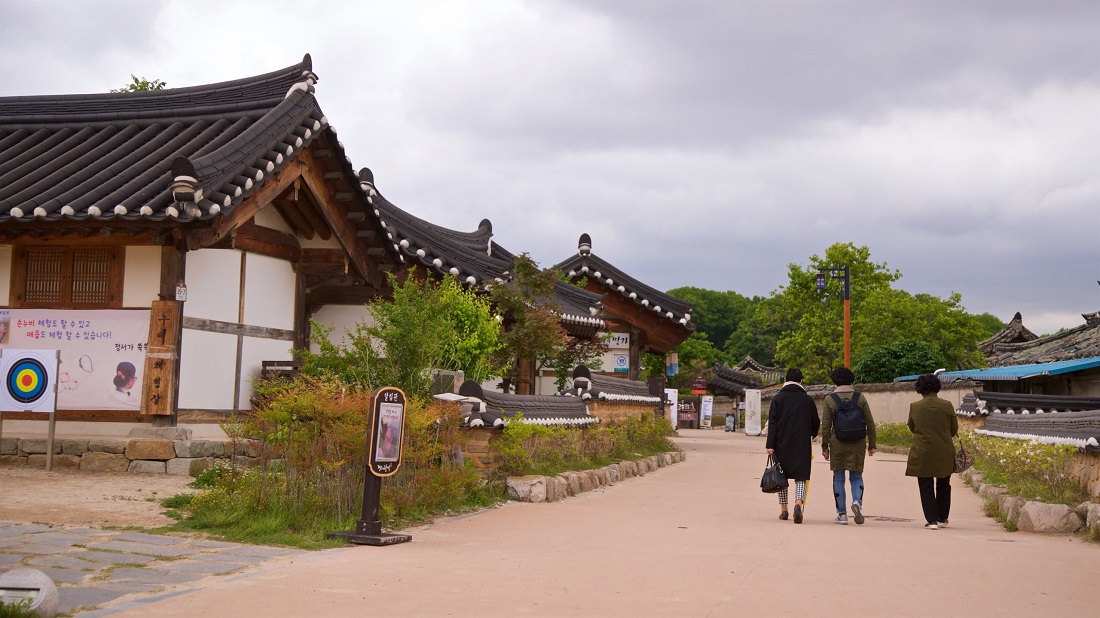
left=491, top=413, right=677, bottom=477
left=0, top=599, right=37, bottom=618
left=967, top=432, right=1086, bottom=505
left=874, top=422, right=912, bottom=448
left=170, top=379, right=504, bottom=546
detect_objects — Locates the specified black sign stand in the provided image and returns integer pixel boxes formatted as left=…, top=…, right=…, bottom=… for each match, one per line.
left=328, top=386, right=412, bottom=546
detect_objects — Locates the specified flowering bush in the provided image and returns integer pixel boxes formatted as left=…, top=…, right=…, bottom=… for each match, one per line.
left=966, top=432, right=1086, bottom=505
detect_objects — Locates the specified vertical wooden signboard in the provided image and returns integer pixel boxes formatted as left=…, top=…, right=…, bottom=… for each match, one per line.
left=141, top=301, right=181, bottom=416
left=328, top=386, right=412, bottom=546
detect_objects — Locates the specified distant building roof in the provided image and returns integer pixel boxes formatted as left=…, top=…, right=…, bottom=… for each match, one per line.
left=977, top=311, right=1038, bottom=356
left=456, top=380, right=598, bottom=428
left=706, top=364, right=763, bottom=395
left=566, top=365, right=662, bottom=404
left=983, top=310, right=1100, bottom=366
left=895, top=356, right=1100, bottom=382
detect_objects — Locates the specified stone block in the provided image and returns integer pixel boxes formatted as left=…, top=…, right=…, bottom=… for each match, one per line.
left=129, top=460, right=167, bottom=474
left=464, top=442, right=490, bottom=454
left=48, top=454, right=82, bottom=470
left=558, top=471, right=580, bottom=496
left=998, top=495, right=1025, bottom=523
left=506, top=475, right=547, bottom=502
left=978, top=484, right=1008, bottom=500
left=546, top=475, right=567, bottom=502
left=174, top=440, right=224, bottom=458
left=619, top=460, right=636, bottom=478
left=166, top=457, right=212, bottom=476
left=1, top=436, right=17, bottom=455
left=125, top=439, right=176, bottom=461
left=1016, top=502, right=1084, bottom=534
left=0, top=454, right=26, bottom=467
left=87, top=438, right=127, bottom=454
left=60, top=439, right=89, bottom=456
left=591, top=468, right=609, bottom=487
left=80, top=451, right=129, bottom=473
left=231, top=440, right=260, bottom=457
left=577, top=471, right=594, bottom=493
left=647, top=456, right=659, bottom=472
left=661, top=453, right=676, bottom=466
left=606, top=464, right=621, bottom=484
left=129, top=427, right=193, bottom=441
left=656, top=454, right=667, bottom=467
left=1085, top=504, right=1100, bottom=531
left=19, top=439, right=61, bottom=455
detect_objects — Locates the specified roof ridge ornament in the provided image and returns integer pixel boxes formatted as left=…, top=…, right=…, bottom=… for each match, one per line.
left=578, top=233, right=592, bottom=256
left=170, top=157, right=199, bottom=205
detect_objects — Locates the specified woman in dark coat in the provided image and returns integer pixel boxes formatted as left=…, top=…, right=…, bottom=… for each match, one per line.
left=765, top=368, right=820, bottom=524
left=905, top=373, right=959, bottom=530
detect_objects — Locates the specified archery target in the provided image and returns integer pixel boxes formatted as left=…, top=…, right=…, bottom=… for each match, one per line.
left=0, top=349, right=58, bottom=413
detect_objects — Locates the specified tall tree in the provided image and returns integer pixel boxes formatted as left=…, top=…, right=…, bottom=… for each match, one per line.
left=666, top=287, right=751, bottom=351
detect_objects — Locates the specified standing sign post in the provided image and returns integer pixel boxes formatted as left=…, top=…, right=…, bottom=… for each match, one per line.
left=0, top=349, right=60, bottom=471
left=699, top=395, right=714, bottom=429
left=744, top=389, right=762, bottom=436
left=328, top=386, right=412, bottom=546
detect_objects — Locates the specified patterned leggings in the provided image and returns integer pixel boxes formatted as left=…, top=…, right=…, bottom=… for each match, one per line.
left=778, top=480, right=806, bottom=505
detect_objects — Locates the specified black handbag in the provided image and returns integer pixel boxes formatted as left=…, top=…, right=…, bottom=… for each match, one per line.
left=760, top=454, right=789, bottom=493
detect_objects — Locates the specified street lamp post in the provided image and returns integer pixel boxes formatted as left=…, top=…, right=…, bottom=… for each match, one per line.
left=816, top=265, right=851, bottom=367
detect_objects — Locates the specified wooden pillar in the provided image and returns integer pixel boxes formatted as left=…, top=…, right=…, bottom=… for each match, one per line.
left=516, top=358, right=534, bottom=395
left=147, top=242, right=187, bottom=427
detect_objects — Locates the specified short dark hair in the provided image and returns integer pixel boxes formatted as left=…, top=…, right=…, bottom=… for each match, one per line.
left=830, top=366, right=854, bottom=386
left=915, top=373, right=942, bottom=395
left=784, top=368, right=803, bottom=383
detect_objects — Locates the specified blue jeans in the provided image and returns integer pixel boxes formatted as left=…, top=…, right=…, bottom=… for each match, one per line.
left=833, top=469, right=864, bottom=513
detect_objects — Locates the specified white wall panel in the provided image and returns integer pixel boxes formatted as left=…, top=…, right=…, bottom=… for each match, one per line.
left=178, top=328, right=238, bottom=410
left=0, top=245, right=11, bottom=306
left=310, top=304, right=375, bottom=351
left=122, top=246, right=161, bottom=308
left=254, top=206, right=293, bottom=235
left=238, top=336, right=296, bottom=410
left=184, top=249, right=241, bottom=322
left=243, top=253, right=295, bottom=330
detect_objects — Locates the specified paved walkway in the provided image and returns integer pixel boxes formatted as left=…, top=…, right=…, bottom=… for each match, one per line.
left=4, top=429, right=1098, bottom=616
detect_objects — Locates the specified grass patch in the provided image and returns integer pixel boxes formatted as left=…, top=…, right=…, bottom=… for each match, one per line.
left=874, top=423, right=911, bottom=449
left=968, top=432, right=1088, bottom=506
left=0, top=599, right=37, bottom=618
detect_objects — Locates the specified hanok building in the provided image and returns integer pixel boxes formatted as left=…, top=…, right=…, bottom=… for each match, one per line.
left=555, top=234, right=694, bottom=384
left=0, top=55, right=400, bottom=426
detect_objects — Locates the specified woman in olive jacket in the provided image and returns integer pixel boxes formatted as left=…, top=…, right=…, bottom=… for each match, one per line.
left=905, top=373, right=959, bottom=529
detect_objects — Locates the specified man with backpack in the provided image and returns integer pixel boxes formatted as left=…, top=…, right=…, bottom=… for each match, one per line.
left=821, top=366, right=877, bottom=525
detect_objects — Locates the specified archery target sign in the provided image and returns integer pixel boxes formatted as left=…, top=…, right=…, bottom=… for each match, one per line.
left=0, top=349, right=59, bottom=413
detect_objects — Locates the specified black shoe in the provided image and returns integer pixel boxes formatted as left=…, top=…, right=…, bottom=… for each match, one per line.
left=852, top=502, right=864, bottom=525
left=779, top=511, right=789, bottom=520
left=793, top=504, right=803, bottom=524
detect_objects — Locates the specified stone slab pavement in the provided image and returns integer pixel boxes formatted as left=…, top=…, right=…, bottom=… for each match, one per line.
left=6, top=429, right=1100, bottom=616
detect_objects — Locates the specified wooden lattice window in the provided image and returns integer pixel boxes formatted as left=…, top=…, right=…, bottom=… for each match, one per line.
left=12, top=245, right=123, bottom=308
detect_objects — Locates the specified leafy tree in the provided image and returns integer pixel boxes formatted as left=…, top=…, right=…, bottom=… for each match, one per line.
left=666, top=286, right=752, bottom=350
left=111, top=74, right=166, bottom=93
left=489, top=254, right=608, bottom=392
left=665, top=331, right=722, bottom=390
left=971, top=312, right=1006, bottom=339
left=853, top=289, right=988, bottom=371
left=724, top=295, right=782, bottom=366
left=297, top=269, right=504, bottom=398
left=852, top=339, right=948, bottom=383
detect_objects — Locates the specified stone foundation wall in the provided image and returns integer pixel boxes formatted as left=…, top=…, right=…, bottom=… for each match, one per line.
left=505, top=451, right=686, bottom=502
left=459, top=428, right=503, bottom=471
left=0, top=428, right=259, bottom=477
left=587, top=401, right=658, bottom=421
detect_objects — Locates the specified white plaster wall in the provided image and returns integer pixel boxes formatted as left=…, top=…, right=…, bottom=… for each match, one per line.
left=310, top=304, right=375, bottom=351
left=178, top=328, right=238, bottom=410
left=238, top=336, right=296, bottom=410
left=183, top=249, right=241, bottom=322
left=242, top=253, right=295, bottom=330
left=0, top=245, right=11, bottom=306
left=253, top=206, right=293, bottom=235
left=863, top=386, right=972, bottom=424
left=299, top=234, right=341, bottom=249
left=122, top=246, right=161, bottom=308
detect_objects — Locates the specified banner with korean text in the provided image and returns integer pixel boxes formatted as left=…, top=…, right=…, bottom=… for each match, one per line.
left=0, top=309, right=150, bottom=410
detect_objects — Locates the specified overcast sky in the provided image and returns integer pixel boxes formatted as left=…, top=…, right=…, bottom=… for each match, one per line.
left=2, top=0, right=1097, bottom=335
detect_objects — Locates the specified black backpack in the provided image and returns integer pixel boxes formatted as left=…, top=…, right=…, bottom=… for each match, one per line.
left=829, top=392, right=867, bottom=442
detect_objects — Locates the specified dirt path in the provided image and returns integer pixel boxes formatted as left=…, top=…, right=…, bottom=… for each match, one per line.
left=0, top=467, right=196, bottom=528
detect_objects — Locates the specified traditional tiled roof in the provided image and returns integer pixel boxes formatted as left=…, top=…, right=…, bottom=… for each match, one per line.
left=734, top=355, right=784, bottom=386
left=977, top=409, right=1100, bottom=452
left=984, top=311, right=1100, bottom=366
left=360, top=168, right=604, bottom=334
left=456, top=380, right=597, bottom=428
left=555, top=233, right=694, bottom=329
left=706, top=364, right=763, bottom=395
left=957, top=391, right=1100, bottom=417
left=565, top=365, right=662, bottom=404
left=978, top=312, right=1038, bottom=356
left=0, top=55, right=366, bottom=227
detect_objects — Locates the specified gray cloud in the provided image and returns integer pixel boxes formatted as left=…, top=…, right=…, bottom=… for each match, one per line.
left=1, top=0, right=1097, bottom=337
